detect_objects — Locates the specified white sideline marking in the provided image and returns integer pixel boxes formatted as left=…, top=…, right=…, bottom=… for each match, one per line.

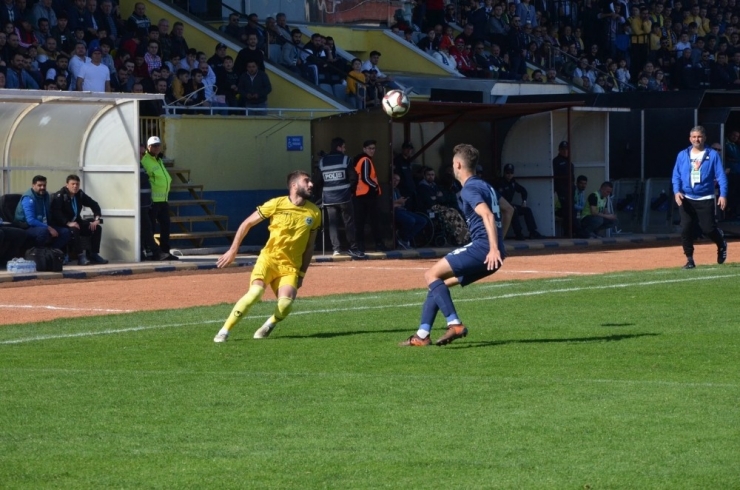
left=0, top=304, right=132, bottom=313
left=1, top=272, right=738, bottom=345
left=501, top=270, right=597, bottom=275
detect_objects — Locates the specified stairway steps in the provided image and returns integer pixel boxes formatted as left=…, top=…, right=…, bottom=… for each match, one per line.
left=170, top=214, right=228, bottom=223
left=169, top=199, right=215, bottom=207
left=159, top=231, right=237, bottom=241
left=170, top=183, right=204, bottom=192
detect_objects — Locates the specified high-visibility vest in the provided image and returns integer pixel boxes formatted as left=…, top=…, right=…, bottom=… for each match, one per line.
left=319, top=153, right=353, bottom=205
left=355, top=156, right=381, bottom=197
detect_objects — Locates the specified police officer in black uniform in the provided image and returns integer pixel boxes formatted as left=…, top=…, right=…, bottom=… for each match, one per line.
left=316, top=137, right=364, bottom=258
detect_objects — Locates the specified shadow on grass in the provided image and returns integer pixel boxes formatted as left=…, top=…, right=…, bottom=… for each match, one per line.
left=272, top=328, right=411, bottom=339
left=450, top=333, right=659, bottom=349
left=601, top=323, right=636, bottom=327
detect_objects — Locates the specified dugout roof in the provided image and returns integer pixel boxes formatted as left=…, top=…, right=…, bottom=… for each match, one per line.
left=0, top=90, right=163, bottom=263
left=395, top=100, right=585, bottom=123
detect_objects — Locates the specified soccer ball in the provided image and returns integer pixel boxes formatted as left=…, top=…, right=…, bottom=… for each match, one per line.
left=382, top=90, right=410, bottom=118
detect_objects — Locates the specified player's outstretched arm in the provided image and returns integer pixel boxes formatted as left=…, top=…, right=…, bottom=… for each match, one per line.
left=217, top=210, right=264, bottom=268
left=475, top=202, right=502, bottom=270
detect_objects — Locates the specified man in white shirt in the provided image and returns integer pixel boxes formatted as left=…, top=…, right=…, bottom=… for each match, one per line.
left=360, top=50, right=399, bottom=89
left=68, top=41, right=90, bottom=91
left=77, top=47, right=111, bottom=92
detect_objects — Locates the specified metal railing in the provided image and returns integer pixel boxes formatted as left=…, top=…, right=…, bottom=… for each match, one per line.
left=162, top=105, right=345, bottom=117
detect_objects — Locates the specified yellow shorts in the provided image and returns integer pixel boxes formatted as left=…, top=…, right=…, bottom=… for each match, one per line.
left=250, top=256, right=299, bottom=294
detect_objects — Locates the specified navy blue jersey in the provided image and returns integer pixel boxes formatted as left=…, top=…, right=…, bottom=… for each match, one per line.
left=457, top=176, right=505, bottom=252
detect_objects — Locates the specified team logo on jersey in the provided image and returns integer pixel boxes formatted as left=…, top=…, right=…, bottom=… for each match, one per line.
left=305, top=217, right=314, bottom=226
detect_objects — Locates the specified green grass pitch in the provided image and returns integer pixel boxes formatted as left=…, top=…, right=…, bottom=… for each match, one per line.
left=1, top=265, right=739, bottom=489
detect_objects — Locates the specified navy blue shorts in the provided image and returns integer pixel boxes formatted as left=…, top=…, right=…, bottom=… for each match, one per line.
left=445, top=241, right=502, bottom=287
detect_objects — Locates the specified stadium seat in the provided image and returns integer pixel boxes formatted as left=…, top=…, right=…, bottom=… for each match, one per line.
left=0, top=194, right=22, bottom=224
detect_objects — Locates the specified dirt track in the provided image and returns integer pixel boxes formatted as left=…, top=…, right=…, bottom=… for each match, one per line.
left=1, top=241, right=730, bottom=326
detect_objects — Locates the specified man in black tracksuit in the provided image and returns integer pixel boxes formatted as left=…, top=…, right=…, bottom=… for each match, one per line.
left=316, top=137, right=364, bottom=258
left=50, top=174, right=108, bottom=265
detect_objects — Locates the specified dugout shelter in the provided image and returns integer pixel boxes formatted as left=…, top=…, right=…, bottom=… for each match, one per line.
left=0, top=90, right=163, bottom=262
left=311, top=100, right=623, bottom=240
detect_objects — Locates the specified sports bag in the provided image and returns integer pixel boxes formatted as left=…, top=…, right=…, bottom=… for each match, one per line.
left=24, top=247, right=64, bottom=272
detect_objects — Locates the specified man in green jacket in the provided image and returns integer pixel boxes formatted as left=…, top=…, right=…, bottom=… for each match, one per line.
left=141, top=136, right=177, bottom=260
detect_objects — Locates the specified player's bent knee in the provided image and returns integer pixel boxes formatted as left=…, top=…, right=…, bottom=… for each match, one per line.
left=274, top=296, right=294, bottom=321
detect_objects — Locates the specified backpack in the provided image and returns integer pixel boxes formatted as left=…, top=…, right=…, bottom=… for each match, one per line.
left=24, top=247, right=64, bottom=272
left=431, top=204, right=470, bottom=246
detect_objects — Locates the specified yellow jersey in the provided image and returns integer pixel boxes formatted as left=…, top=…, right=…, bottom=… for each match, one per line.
left=257, top=196, right=321, bottom=270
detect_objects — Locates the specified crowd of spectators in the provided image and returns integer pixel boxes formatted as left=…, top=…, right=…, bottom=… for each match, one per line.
left=393, top=0, right=740, bottom=91
left=7, top=0, right=740, bottom=105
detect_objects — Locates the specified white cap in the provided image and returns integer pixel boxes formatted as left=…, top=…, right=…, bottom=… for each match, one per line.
left=147, top=136, right=161, bottom=146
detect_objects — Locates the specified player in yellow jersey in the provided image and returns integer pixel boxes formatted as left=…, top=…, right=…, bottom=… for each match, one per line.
left=213, top=170, right=322, bottom=342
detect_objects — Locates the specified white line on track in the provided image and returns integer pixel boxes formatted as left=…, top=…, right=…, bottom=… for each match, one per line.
left=2, top=272, right=738, bottom=345
left=0, top=304, right=133, bottom=313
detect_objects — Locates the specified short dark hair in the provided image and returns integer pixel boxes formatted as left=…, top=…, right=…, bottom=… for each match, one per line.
left=66, top=174, right=80, bottom=183
left=576, top=175, right=588, bottom=182
left=369, top=50, right=381, bottom=57
left=331, top=137, right=345, bottom=151
left=287, top=170, right=310, bottom=188
left=452, top=143, right=479, bottom=170
left=600, top=181, right=613, bottom=189
left=291, top=28, right=301, bottom=35
left=32, top=175, right=47, bottom=184
left=363, top=139, right=377, bottom=148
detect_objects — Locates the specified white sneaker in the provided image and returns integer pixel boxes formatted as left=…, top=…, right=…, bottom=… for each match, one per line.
left=254, top=321, right=276, bottom=339
left=332, top=250, right=342, bottom=256
left=213, top=331, right=229, bottom=343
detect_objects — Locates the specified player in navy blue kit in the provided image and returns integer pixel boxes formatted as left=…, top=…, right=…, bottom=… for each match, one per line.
left=400, top=144, right=514, bottom=347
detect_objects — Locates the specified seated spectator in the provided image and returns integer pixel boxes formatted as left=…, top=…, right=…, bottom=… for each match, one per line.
left=0, top=71, right=5, bottom=88
left=495, top=164, right=543, bottom=240
left=54, top=73, right=68, bottom=90
left=471, top=42, right=492, bottom=78
left=222, top=12, right=243, bottom=42
left=34, top=17, right=52, bottom=46
left=573, top=175, right=589, bottom=238
left=14, top=175, right=71, bottom=250
left=166, top=68, right=190, bottom=105
left=5, top=52, right=39, bottom=88
left=275, top=12, right=291, bottom=43
left=185, top=68, right=208, bottom=107
left=110, top=65, right=132, bottom=91
left=361, top=50, right=397, bottom=89
left=281, top=28, right=312, bottom=81
left=416, top=27, right=439, bottom=54
left=433, top=42, right=457, bottom=73
left=392, top=169, right=426, bottom=249
left=417, top=166, right=458, bottom=212
left=243, top=13, right=265, bottom=50
left=178, top=47, right=198, bottom=72
left=345, top=58, right=366, bottom=109
left=96, top=0, right=118, bottom=44
left=450, top=38, right=476, bottom=76
left=580, top=181, right=618, bottom=238
left=208, top=42, right=227, bottom=71
left=362, top=69, right=384, bottom=107
left=50, top=174, right=107, bottom=265
left=264, top=16, right=284, bottom=62
left=238, top=60, right=271, bottom=115
left=144, top=39, right=161, bottom=75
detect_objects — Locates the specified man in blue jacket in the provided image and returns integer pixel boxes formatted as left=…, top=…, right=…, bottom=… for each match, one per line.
left=672, top=125, right=728, bottom=269
left=14, top=175, right=70, bottom=250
